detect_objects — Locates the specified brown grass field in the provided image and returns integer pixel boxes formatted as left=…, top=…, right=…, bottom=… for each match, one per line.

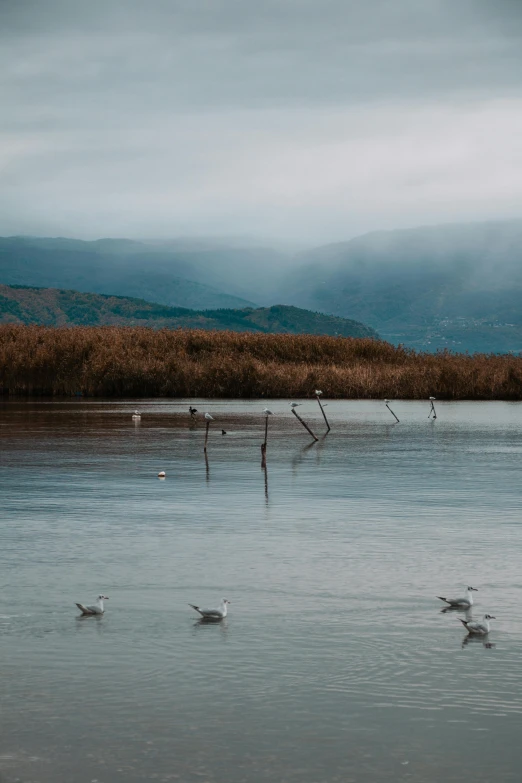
left=1, top=324, right=522, bottom=399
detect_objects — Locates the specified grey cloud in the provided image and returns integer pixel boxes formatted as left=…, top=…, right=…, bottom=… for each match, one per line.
left=1, top=0, right=522, bottom=241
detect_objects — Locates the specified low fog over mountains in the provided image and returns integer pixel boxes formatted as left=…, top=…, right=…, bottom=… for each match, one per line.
left=2, top=219, right=522, bottom=353
left=287, top=220, right=522, bottom=352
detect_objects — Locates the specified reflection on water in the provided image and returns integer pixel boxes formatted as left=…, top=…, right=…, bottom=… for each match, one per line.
left=462, top=635, right=495, bottom=650
left=2, top=399, right=522, bottom=782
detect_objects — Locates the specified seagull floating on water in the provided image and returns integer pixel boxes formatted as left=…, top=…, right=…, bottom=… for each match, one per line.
left=131, top=410, right=141, bottom=420
left=459, top=614, right=495, bottom=635
left=75, top=595, right=109, bottom=616
left=205, top=412, right=214, bottom=421
left=188, top=598, right=230, bottom=620
left=437, top=586, right=478, bottom=609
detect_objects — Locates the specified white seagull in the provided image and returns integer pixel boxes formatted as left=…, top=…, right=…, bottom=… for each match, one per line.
left=188, top=598, right=230, bottom=620
left=263, top=408, right=273, bottom=415
left=459, top=614, right=495, bottom=635
left=204, top=412, right=214, bottom=421
left=75, top=595, right=109, bottom=616
left=132, top=410, right=141, bottom=420
left=315, top=390, right=323, bottom=396
left=437, top=586, right=478, bottom=609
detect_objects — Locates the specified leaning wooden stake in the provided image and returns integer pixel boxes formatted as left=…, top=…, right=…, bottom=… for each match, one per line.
left=204, top=420, right=210, bottom=452
left=386, top=402, right=400, bottom=423
left=291, top=408, right=318, bottom=442
left=315, top=395, right=331, bottom=432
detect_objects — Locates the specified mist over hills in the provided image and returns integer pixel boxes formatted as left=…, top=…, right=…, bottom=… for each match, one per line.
left=0, top=236, right=298, bottom=308
left=285, top=220, right=522, bottom=353
left=2, top=219, right=522, bottom=353
left=0, top=237, right=261, bottom=311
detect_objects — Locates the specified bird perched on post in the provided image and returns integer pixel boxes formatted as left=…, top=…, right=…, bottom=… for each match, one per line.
left=290, top=402, right=301, bottom=409
left=205, top=412, right=214, bottom=421
left=263, top=408, right=273, bottom=416
left=315, top=390, right=323, bottom=396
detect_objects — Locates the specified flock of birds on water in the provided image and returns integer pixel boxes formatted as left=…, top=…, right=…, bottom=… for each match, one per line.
left=79, top=396, right=502, bottom=639
left=75, top=595, right=231, bottom=620
left=130, top=392, right=438, bottom=445
left=75, top=588, right=494, bottom=639
left=437, top=585, right=496, bottom=639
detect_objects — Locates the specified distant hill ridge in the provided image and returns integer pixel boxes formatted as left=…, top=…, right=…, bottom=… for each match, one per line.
left=4, top=219, right=522, bottom=353
left=0, top=283, right=378, bottom=338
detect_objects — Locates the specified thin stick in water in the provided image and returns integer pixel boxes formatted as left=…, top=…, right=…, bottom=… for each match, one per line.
left=291, top=408, right=319, bottom=442
left=315, top=394, right=331, bottom=432
left=261, top=416, right=269, bottom=467
left=384, top=399, right=400, bottom=423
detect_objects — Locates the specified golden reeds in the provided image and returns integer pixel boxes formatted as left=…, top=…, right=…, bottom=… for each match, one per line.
left=1, top=325, right=522, bottom=399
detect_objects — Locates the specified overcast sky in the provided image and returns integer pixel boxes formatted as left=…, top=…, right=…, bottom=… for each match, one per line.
left=1, top=0, right=522, bottom=244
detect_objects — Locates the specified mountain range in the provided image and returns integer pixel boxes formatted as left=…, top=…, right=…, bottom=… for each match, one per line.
left=2, top=219, right=522, bottom=353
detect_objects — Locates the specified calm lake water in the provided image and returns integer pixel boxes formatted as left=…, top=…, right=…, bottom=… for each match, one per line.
left=1, top=399, right=522, bottom=783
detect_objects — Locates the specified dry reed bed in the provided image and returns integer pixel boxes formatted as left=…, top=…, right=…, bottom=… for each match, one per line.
left=1, top=324, right=522, bottom=399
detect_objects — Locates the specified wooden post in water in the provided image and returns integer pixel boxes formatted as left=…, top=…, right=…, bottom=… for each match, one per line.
left=291, top=408, right=319, bottom=442
left=261, top=415, right=269, bottom=467
left=315, top=394, right=331, bottom=432
left=428, top=397, right=437, bottom=420
left=263, top=463, right=269, bottom=504
left=204, top=420, right=210, bottom=452
left=385, top=400, right=400, bottom=423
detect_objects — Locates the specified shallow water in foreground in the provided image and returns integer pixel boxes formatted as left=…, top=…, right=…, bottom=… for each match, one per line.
left=1, top=399, right=522, bottom=783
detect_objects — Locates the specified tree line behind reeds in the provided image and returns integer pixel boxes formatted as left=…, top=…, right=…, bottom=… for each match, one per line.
left=1, top=324, right=522, bottom=399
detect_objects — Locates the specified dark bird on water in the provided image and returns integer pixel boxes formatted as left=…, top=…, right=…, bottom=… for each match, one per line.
left=189, top=406, right=198, bottom=416
left=222, top=429, right=227, bottom=435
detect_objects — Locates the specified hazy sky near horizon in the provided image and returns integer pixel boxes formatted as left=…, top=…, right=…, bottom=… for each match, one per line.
left=1, top=0, right=522, bottom=244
